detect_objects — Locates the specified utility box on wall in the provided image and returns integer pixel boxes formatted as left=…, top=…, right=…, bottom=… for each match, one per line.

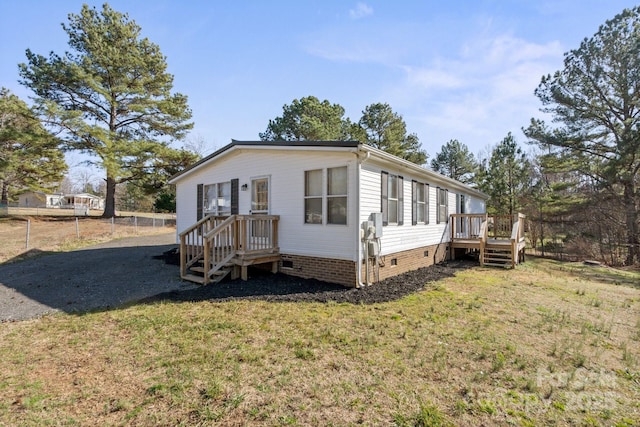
left=369, top=212, right=383, bottom=237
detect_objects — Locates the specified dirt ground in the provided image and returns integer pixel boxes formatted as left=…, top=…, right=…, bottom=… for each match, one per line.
left=0, top=216, right=175, bottom=264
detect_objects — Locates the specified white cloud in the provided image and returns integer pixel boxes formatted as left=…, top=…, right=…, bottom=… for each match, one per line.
left=349, top=2, right=373, bottom=20
left=402, top=66, right=464, bottom=91
left=389, top=34, right=565, bottom=153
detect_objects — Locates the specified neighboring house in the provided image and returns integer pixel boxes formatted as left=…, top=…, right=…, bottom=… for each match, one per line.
left=19, top=191, right=64, bottom=208
left=18, top=192, right=104, bottom=210
left=61, top=193, right=104, bottom=210
left=170, top=140, right=495, bottom=287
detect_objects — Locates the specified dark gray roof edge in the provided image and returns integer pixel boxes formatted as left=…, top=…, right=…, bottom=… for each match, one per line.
left=169, top=140, right=361, bottom=182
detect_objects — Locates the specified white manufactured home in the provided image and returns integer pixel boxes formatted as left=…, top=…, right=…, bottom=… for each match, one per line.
left=170, top=140, right=525, bottom=287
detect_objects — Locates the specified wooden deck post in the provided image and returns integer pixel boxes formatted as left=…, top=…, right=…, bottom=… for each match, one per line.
left=203, top=238, right=210, bottom=285
left=180, top=234, right=187, bottom=278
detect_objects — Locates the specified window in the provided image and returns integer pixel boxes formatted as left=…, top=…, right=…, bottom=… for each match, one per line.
left=412, top=181, right=429, bottom=225
left=304, top=166, right=348, bottom=225
left=305, top=169, right=323, bottom=224
left=436, top=187, right=448, bottom=224
left=381, top=171, right=404, bottom=226
left=203, top=181, right=231, bottom=216
left=388, top=174, right=398, bottom=224
left=327, top=166, right=347, bottom=225
left=458, top=194, right=466, bottom=214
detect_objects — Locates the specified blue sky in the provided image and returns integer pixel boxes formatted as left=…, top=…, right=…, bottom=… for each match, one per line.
left=1, top=0, right=637, bottom=175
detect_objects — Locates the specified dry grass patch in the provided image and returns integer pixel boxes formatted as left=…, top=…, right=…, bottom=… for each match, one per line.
left=0, top=216, right=174, bottom=263
left=0, top=257, right=638, bottom=425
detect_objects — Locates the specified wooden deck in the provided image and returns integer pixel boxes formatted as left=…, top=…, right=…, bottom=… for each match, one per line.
left=450, top=213, right=526, bottom=268
left=179, top=214, right=280, bottom=284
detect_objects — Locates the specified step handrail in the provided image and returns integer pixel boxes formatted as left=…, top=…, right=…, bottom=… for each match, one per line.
left=179, top=215, right=226, bottom=277
left=479, top=220, right=488, bottom=266
left=202, top=215, right=237, bottom=284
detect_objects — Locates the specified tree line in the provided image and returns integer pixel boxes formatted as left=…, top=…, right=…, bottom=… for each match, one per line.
left=1, top=3, right=638, bottom=265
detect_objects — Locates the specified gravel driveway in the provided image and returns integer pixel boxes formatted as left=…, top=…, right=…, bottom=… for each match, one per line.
left=0, top=233, right=197, bottom=322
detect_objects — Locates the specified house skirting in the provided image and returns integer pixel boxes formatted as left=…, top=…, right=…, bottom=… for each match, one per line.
left=279, top=242, right=449, bottom=288
left=279, top=254, right=357, bottom=287
left=365, top=242, right=449, bottom=283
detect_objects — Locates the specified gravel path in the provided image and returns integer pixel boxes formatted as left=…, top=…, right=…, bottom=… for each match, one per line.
left=0, top=233, right=197, bottom=322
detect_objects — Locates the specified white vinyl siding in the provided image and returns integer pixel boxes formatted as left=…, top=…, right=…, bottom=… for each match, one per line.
left=175, top=148, right=357, bottom=260
left=360, top=160, right=484, bottom=257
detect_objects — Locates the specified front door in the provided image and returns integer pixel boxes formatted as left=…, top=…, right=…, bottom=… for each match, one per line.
left=250, top=177, right=270, bottom=241
left=251, top=177, right=269, bottom=214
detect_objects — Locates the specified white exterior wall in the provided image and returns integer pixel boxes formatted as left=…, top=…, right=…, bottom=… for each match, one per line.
left=359, top=159, right=486, bottom=257
left=175, top=148, right=359, bottom=261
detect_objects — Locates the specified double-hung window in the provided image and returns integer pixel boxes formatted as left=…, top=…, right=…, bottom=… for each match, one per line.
left=304, top=166, right=348, bottom=225
left=327, top=166, right=347, bottom=225
left=203, top=181, right=231, bottom=216
left=381, top=171, right=404, bottom=226
left=436, top=187, right=448, bottom=224
left=304, top=169, right=323, bottom=224
left=412, top=181, right=429, bottom=225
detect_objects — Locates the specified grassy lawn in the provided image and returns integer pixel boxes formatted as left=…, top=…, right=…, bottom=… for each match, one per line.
left=0, top=258, right=638, bottom=426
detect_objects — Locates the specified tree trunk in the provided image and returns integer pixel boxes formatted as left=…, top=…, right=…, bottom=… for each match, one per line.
left=103, top=176, right=117, bottom=218
left=0, top=180, right=8, bottom=206
left=623, top=181, right=639, bottom=265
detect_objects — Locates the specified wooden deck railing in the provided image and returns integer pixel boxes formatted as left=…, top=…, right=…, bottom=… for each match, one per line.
left=489, top=215, right=517, bottom=239
left=234, top=215, right=280, bottom=255
left=179, top=214, right=280, bottom=284
left=450, top=213, right=487, bottom=239
left=451, top=213, right=526, bottom=268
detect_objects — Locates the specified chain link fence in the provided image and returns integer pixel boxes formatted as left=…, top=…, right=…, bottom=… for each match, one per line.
left=0, top=213, right=176, bottom=263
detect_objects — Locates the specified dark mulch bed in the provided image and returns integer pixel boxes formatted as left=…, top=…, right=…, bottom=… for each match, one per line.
left=144, top=257, right=474, bottom=305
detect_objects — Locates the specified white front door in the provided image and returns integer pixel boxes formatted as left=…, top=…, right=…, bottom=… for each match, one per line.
left=251, top=177, right=269, bottom=215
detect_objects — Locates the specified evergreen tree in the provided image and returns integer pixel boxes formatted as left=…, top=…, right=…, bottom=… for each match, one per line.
left=359, top=103, right=427, bottom=165
left=19, top=3, right=193, bottom=217
left=430, top=139, right=477, bottom=184
left=524, top=6, right=640, bottom=264
left=0, top=88, right=67, bottom=204
left=259, top=96, right=357, bottom=141
left=478, top=133, right=531, bottom=216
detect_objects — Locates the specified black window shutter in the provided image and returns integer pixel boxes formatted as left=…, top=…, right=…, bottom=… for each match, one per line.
left=230, top=179, right=239, bottom=215
left=436, top=187, right=441, bottom=224
left=196, top=184, right=203, bottom=221
left=425, top=184, right=430, bottom=224
left=445, top=189, right=449, bottom=218
left=411, top=180, right=417, bottom=225
left=381, top=171, right=388, bottom=226
left=398, top=176, right=404, bottom=226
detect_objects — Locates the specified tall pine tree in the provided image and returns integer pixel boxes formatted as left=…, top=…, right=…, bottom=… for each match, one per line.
left=19, top=3, right=193, bottom=217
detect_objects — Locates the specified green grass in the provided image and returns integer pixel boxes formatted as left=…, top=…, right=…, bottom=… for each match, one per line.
left=0, top=257, right=638, bottom=425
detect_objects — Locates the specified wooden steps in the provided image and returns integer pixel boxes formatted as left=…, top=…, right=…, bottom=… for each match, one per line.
left=183, top=260, right=234, bottom=285
left=483, top=247, right=513, bottom=268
